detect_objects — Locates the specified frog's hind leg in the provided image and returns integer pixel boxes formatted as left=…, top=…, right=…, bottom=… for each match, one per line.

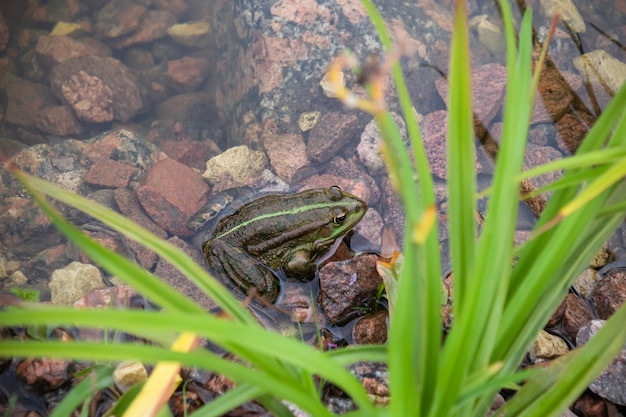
left=205, top=240, right=279, bottom=303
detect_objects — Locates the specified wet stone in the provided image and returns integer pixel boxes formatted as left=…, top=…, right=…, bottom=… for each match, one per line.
left=573, top=391, right=610, bottom=417
left=110, top=10, right=177, bottom=49
left=95, top=0, right=147, bottom=38
left=154, top=236, right=217, bottom=311
left=84, top=158, right=135, bottom=188
left=590, top=269, right=626, bottom=320
left=49, top=55, right=144, bottom=122
left=49, top=262, right=105, bottom=305
left=577, top=320, right=626, bottom=406
left=435, top=63, right=507, bottom=138
left=353, top=208, right=384, bottom=249
left=531, top=65, right=577, bottom=124
left=352, top=310, right=388, bottom=345
left=136, top=157, right=209, bottom=236
left=155, top=92, right=215, bottom=122
left=528, top=123, right=556, bottom=146
left=0, top=11, right=8, bottom=52
left=262, top=132, right=309, bottom=182
left=556, top=111, right=596, bottom=154
left=62, top=70, right=114, bottom=123
left=574, top=268, right=600, bottom=299
left=529, top=330, right=569, bottom=362
left=114, top=360, right=147, bottom=393
left=1, top=74, right=57, bottom=129
left=319, top=254, right=383, bottom=325
left=357, top=113, right=407, bottom=176
left=15, top=358, right=72, bottom=394
left=28, top=0, right=88, bottom=23
left=422, top=110, right=483, bottom=180
left=165, top=56, right=211, bottom=92
left=35, top=105, right=84, bottom=136
left=307, top=112, right=360, bottom=163
left=34, top=35, right=98, bottom=69
left=562, top=293, right=594, bottom=343
left=202, top=145, right=269, bottom=191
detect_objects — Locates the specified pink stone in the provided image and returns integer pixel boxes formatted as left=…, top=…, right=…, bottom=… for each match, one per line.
left=135, top=158, right=209, bottom=236
left=84, top=158, right=135, bottom=188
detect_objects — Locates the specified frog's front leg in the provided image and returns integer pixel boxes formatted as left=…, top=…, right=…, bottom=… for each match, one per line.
left=203, top=240, right=279, bottom=302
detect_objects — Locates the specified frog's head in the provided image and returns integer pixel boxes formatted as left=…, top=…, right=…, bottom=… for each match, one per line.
left=316, top=185, right=367, bottom=241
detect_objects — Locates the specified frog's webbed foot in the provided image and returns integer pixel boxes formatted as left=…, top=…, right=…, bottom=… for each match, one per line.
left=284, top=249, right=317, bottom=282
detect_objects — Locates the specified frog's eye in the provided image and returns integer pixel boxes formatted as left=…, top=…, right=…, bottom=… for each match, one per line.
left=333, top=212, right=347, bottom=225
left=328, top=186, right=343, bottom=201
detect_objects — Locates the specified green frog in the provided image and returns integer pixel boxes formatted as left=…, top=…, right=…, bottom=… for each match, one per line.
left=200, top=186, right=367, bottom=303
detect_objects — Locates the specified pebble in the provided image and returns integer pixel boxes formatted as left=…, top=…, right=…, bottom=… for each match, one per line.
left=49, top=262, right=104, bottom=305
left=202, top=145, right=269, bottom=190
left=136, top=157, right=209, bottom=236
left=529, top=330, right=569, bottom=362
left=573, top=50, right=626, bottom=95
left=114, top=360, right=148, bottom=393
left=306, top=112, right=360, bottom=163
left=298, top=111, right=321, bottom=132
left=318, top=254, right=382, bottom=324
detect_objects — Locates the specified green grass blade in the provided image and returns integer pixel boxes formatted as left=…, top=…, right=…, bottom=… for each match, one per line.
left=13, top=169, right=256, bottom=325
left=502, top=303, right=626, bottom=417
left=50, top=365, right=115, bottom=417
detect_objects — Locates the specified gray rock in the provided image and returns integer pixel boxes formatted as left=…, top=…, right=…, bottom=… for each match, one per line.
left=577, top=320, right=626, bottom=405
left=357, top=113, right=407, bottom=176
left=307, top=112, right=359, bottom=163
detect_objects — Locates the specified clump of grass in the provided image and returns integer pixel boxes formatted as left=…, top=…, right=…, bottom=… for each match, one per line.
left=2, top=0, right=626, bottom=416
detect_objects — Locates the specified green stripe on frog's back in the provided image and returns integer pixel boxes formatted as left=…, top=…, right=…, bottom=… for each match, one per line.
left=214, top=199, right=356, bottom=240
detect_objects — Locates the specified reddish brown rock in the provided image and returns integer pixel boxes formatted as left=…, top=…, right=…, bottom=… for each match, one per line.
left=159, top=138, right=219, bottom=171
left=319, top=254, right=383, bottom=324
left=307, top=112, right=359, bottom=163
left=561, top=293, right=594, bottom=342
left=111, top=10, right=177, bottom=49
left=435, top=63, right=507, bottom=137
left=95, top=0, right=147, bottom=38
left=84, top=158, right=136, bottom=188
left=523, top=143, right=562, bottom=191
left=29, top=0, right=87, bottom=22
left=591, top=269, right=626, bottom=320
left=35, top=35, right=96, bottom=69
left=352, top=310, right=388, bottom=344
left=0, top=12, right=8, bottom=52
left=35, top=105, right=84, bottom=136
left=573, top=391, right=608, bottom=417
left=74, top=285, right=138, bottom=309
left=16, top=358, right=72, bottom=394
left=165, top=56, right=211, bottom=92
left=253, top=35, right=309, bottom=93
left=556, top=111, right=596, bottom=154
left=262, top=132, right=308, bottom=182
left=1, top=74, right=56, bottom=129
left=50, top=55, right=144, bottom=122
left=154, top=0, right=189, bottom=18
left=531, top=66, right=577, bottom=124
left=154, top=236, right=217, bottom=311
left=114, top=187, right=167, bottom=269
left=422, top=110, right=483, bottom=180
left=155, top=92, right=214, bottom=122
left=135, top=158, right=209, bottom=236
left=61, top=70, right=114, bottom=123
